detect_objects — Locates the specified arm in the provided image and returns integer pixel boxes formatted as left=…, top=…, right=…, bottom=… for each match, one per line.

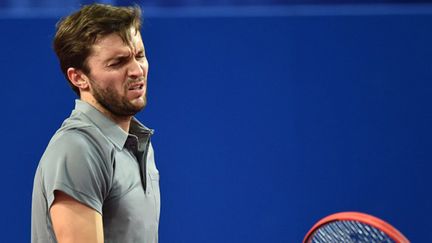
left=50, top=191, right=104, bottom=243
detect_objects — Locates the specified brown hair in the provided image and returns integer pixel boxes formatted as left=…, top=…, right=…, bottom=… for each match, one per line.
left=53, top=3, right=142, bottom=95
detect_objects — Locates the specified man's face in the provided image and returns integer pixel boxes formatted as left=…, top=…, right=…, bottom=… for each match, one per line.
left=85, top=28, right=148, bottom=117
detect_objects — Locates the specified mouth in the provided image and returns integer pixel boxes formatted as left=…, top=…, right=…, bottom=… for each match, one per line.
left=128, top=82, right=144, bottom=91
left=127, top=81, right=146, bottom=100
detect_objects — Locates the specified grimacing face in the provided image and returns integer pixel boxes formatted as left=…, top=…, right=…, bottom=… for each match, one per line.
left=85, top=28, right=148, bottom=117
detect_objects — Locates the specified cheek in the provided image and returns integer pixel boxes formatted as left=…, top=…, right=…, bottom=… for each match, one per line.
left=141, top=59, right=149, bottom=74
left=100, top=77, right=127, bottom=93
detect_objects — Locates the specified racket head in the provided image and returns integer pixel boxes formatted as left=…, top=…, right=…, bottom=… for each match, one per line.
left=303, top=212, right=409, bottom=243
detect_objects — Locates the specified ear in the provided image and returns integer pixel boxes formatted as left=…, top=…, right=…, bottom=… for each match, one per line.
left=67, top=67, right=90, bottom=91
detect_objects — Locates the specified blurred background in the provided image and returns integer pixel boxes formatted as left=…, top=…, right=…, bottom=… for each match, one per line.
left=1, top=0, right=431, bottom=242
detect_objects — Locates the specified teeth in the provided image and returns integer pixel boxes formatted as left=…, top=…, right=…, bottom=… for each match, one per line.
left=129, top=83, right=143, bottom=90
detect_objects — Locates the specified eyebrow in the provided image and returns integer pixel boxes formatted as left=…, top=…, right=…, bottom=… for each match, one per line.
left=103, top=46, right=145, bottom=64
left=104, top=54, right=130, bottom=64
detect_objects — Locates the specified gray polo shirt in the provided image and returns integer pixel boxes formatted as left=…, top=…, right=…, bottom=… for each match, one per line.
left=31, top=100, right=160, bottom=243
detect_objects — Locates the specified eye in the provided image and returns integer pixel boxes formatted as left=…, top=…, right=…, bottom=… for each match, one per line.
left=136, top=51, right=145, bottom=60
left=108, top=57, right=127, bottom=68
left=108, top=61, right=120, bottom=67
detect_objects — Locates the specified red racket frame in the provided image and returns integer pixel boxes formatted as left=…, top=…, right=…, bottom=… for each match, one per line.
left=303, top=212, right=410, bottom=243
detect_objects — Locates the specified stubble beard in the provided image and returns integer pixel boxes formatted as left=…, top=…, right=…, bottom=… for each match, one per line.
left=90, top=79, right=146, bottom=117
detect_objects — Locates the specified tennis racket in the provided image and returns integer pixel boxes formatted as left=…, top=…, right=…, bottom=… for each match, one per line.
left=303, top=212, right=409, bottom=243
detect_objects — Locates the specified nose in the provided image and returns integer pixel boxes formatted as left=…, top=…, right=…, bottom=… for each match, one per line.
left=128, top=57, right=147, bottom=79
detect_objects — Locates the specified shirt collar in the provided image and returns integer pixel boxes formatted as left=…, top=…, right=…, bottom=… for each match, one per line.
left=73, top=99, right=143, bottom=150
left=130, top=117, right=154, bottom=137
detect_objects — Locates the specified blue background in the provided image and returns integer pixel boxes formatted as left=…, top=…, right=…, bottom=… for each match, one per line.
left=1, top=1, right=431, bottom=242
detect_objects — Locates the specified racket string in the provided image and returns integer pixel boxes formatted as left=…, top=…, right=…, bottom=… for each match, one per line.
left=310, top=220, right=395, bottom=243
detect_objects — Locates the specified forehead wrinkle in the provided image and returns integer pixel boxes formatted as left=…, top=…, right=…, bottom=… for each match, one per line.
left=90, top=29, right=143, bottom=63
left=131, top=30, right=144, bottom=52
left=92, top=40, right=132, bottom=62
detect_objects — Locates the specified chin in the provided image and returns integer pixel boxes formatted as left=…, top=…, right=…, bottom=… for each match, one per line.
left=132, top=97, right=147, bottom=109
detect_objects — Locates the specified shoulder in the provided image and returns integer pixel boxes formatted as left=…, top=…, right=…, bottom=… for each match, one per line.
left=53, top=116, right=113, bottom=152
left=50, top=129, right=98, bottom=152
left=41, top=125, right=115, bottom=168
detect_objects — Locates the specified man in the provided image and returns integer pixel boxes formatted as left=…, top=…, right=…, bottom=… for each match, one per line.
left=31, top=4, right=160, bottom=243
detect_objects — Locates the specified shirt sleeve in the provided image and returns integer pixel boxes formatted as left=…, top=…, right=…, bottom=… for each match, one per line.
left=40, top=130, right=113, bottom=214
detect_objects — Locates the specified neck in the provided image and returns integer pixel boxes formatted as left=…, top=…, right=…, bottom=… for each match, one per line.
left=80, top=95, right=132, bottom=133
left=104, top=111, right=132, bottom=132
